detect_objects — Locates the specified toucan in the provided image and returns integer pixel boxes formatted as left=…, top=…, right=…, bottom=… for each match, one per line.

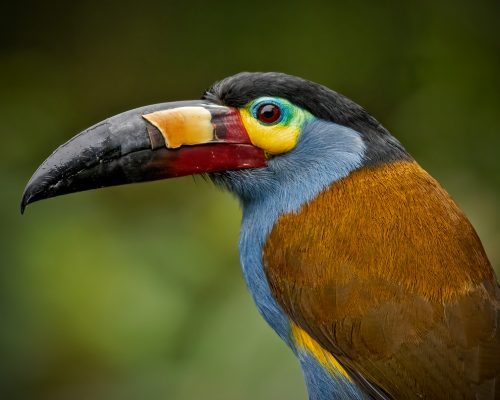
left=21, top=72, right=499, bottom=399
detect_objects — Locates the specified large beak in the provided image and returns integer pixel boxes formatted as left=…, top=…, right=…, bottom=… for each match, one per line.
left=20, top=100, right=266, bottom=213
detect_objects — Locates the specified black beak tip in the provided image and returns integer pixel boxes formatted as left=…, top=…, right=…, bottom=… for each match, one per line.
left=20, top=193, right=28, bottom=215
left=20, top=176, right=47, bottom=215
left=20, top=185, right=35, bottom=215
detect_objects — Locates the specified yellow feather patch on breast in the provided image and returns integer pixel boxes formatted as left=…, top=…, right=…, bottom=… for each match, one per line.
left=291, top=322, right=352, bottom=381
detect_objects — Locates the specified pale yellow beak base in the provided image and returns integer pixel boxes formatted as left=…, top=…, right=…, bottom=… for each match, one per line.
left=143, top=107, right=214, bottom=148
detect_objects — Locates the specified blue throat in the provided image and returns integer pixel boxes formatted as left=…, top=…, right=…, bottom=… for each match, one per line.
left=213, top=119, right=367, bottom=398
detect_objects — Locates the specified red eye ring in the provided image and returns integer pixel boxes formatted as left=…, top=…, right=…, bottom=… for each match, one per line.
left=256, top=103, right=281, bottom=124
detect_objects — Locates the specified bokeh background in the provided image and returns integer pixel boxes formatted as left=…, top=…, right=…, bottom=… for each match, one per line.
left=1, top=1, right=499, bottom=399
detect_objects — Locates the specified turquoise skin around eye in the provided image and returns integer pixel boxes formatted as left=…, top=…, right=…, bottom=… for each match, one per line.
left=249, top=97, right=297, bottom=126
left=239, top=97, right=315, bottom=155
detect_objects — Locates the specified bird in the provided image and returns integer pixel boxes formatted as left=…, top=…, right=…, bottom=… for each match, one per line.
left=21, top=72, right=499, bottom=399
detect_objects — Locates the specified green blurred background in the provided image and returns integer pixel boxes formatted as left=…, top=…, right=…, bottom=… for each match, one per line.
left=1, top=1, right=499, bottom=399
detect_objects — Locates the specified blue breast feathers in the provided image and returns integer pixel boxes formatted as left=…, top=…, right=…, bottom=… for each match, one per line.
left=229, top=119, right=366, bottom=344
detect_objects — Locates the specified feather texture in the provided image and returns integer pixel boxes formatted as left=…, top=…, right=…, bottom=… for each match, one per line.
left=263, top=161, right=499, bottom=399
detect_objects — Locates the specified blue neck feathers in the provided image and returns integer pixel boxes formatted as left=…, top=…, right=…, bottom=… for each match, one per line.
left=212, top=119, right=367, bottom=398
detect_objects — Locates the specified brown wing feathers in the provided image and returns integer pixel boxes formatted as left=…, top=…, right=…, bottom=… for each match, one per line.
left=263, top=161, right=499, bottom=399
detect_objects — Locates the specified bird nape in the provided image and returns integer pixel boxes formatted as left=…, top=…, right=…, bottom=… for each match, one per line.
left=21, top=72, right=499, bottom=400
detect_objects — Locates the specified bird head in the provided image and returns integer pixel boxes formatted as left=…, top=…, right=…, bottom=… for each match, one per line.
left=21, top=72, right=408, bottom=212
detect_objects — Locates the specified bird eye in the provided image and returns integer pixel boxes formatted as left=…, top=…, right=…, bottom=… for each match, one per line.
left=256, top=103, right=282, bottom=124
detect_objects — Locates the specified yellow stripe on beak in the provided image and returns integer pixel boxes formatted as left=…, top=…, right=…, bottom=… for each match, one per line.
left=143, top=107, right=214, bottom=148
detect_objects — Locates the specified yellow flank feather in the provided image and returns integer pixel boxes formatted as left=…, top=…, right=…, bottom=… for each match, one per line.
left=291, top=322, right=352, bottom=381
left=239, top=108, right=301, bottom=155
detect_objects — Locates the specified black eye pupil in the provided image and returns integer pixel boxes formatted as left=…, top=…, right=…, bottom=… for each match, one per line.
left=256, top=104, right=281, bottom=124
left=263, top=109, right=274, bottom=118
